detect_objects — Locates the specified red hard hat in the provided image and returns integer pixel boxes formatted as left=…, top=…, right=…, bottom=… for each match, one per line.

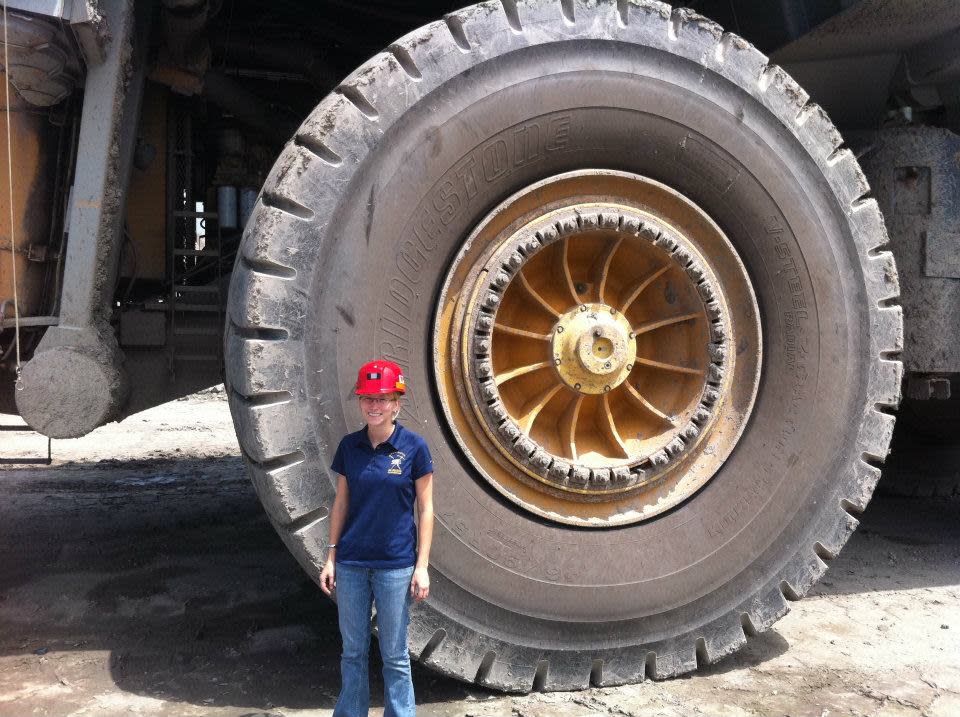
left=355, top=359, right=406, bottom=395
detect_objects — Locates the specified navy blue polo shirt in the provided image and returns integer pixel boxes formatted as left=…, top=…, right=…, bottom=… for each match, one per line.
left=330, top=422, right=433, bottom=569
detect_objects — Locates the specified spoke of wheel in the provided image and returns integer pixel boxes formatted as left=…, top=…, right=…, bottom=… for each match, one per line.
left=622, top=380, right=677, bottom=426
left=560, top=237, right=580, bottom=306
left=493, top=322, right=551, bottom=341
left=601, top=393, right=630, bottom=458
left=560, top=394, right=583, bottom=460
left=517, top=383, right=564, bottom=434
left=517, top=271, right=561, bottom=319
left=620, top=263, right=670, bottom=313
left=595, top=237, right=623, bottom=304
left=632, top=312, right=700, bottom=336
left=494, top=360, right=553, bottom=386
left=634, top=356, right=702, bottom=375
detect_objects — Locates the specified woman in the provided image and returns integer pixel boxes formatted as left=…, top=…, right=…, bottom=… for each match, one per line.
left=320, top=359, right=434, bottom=717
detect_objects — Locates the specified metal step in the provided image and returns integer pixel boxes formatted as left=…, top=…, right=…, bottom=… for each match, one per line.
left=169, top=303, right=221, bottom=313
left=174, top=285, right=221, bottom=293
left=171, top=326, right=221, bottom=336
left=173, top=248, right=220, bottom=257
left=173, top=211, right=219, bottom=219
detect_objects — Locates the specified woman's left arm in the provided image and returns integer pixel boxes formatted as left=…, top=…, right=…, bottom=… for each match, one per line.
left=411, top=472, right=434, bottom=602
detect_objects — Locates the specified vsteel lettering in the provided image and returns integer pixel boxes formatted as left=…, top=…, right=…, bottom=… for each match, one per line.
left=702, top=217, right=813, bottom=538
left=773, top=234, right=810, bottom=462
left=677, top=132, right=742, bottom=194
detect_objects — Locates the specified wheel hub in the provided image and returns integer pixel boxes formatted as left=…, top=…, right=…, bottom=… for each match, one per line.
left=554, top=303, right=634, bottom=393
left=435, top=171, right=761, bottom=526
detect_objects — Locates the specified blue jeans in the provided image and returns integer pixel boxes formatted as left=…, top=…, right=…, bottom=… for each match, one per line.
left=333, top=563, right=415, bottom=717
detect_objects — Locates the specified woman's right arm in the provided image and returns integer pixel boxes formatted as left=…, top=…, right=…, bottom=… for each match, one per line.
left=320, top=473, right=349, bottom=595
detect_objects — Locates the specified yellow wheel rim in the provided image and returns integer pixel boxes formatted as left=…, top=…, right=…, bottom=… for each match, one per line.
left=435, top=171, right=761, bottom=526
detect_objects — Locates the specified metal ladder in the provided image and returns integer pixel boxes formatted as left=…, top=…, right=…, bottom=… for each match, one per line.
left=168, top=211, right=224, bottom=376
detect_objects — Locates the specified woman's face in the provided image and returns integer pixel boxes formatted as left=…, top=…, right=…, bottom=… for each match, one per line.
left=358, top=393, right=400, bottom=429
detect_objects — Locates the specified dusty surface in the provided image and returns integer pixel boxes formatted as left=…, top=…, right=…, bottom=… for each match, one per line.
left=1, top=390, right=959, bottom=717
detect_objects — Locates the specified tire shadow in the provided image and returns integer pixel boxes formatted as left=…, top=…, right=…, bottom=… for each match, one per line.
left=0, top=457, right=477, bottom=712
left=0, top=456, right=957, bottom=712
left=695, top=630, right=791, bottom=677
left=810, top=493, right=960, bottom=598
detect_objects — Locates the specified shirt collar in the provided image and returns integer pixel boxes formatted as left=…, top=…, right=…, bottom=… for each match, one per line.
left=356, top=422, right=401, bottom=451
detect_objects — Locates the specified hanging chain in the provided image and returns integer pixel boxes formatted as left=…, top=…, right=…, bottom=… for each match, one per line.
left=2, top=0, right=24, bottom=389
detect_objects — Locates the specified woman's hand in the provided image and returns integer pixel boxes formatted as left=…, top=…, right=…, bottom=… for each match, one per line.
left=410, top=566, right=430, bottom=602
left=320, top=558, right=336, bottom=595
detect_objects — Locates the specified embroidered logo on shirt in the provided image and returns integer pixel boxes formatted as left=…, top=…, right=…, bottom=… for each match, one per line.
left=388, top=451, right=405, bottom=475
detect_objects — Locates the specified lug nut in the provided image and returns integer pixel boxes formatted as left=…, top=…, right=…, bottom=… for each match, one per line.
left=603, top=362, right=611, bottom=369
left=604, top=385, right=611, bottom=392
left=579, top=305, right=588, bottom=312
left=554, top=358, right=561, bottom=366
left=556, top=326, right=564, bottom=333
left=574, top=383, right=581, bottom=390
left=593, top=329, right=602, bottom=337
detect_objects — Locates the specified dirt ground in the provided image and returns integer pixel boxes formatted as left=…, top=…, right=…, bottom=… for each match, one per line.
left=1, top=390, right=958, bottom=717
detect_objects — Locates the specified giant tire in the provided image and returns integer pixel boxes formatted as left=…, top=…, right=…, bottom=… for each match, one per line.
left=225, top=0, right=903, bottom=692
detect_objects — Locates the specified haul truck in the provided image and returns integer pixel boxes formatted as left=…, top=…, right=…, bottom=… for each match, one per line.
left=2, top=0, right=958, bottom=692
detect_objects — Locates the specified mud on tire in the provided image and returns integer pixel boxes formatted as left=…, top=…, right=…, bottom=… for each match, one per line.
left=226, top=0, right=903, bottom=692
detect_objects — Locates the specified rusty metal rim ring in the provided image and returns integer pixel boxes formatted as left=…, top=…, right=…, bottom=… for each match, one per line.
left=433, top=170, right=761, bottom=527
left=465, top=206, right=726, bottom=495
